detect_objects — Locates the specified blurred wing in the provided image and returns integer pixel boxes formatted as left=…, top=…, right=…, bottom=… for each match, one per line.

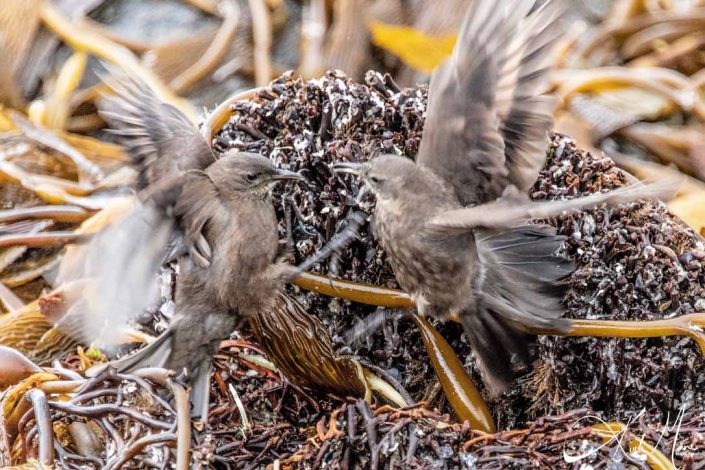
left=171, top=171, right=222, bottom=267
left=496, top=1, right=565, bottom=193
left=99, top=67, right=215, bottom=190
left=475, top=225, right=573, bottom=327
left=425, top=175, right=680, bottom=237
left=416, top=0, right=564, bottom=205
left=462, top=224, right=573, bottom=394
left=54, top=201, right=173, bottom=349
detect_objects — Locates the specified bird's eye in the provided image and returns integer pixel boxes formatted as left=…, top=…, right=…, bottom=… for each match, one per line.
left=246, top=173, right=258, bottom=182
left=370, top=176, right=381, bottom=184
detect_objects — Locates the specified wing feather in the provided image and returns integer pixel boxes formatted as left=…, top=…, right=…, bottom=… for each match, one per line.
left=99, top=67, right=215, bottom=190
left=425, top=175, right=680, bottom=236
left=417, top=0, right=565, bottom=205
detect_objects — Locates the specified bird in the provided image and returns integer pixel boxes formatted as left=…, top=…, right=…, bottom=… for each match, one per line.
left=333, top=0, right=677, bottom=394
left=119, top=151, right=303, bottom=418
left=56, top=71, right=305, bottom=419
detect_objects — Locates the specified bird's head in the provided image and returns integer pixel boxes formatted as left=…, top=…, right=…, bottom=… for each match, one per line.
left=333, top=154, right=424, bottom=203
left=207, top=151, right=305, bottom=198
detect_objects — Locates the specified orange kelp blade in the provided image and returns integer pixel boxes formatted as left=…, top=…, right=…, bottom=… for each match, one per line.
left=249, top=293, right=409, bottom=407
left=292, top=273, right=705, bottom=356
left=413, top=316, right=495, bottom=433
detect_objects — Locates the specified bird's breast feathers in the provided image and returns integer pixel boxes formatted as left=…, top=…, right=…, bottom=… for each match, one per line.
left=376, top=207, right=472, bottom=301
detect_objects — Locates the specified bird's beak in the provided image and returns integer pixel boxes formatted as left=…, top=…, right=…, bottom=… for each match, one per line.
left=332, top=162, right=364, bottom=176
left=272, top=168, right=306, bottom=182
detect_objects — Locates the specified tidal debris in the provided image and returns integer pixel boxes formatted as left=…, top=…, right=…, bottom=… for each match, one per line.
left=214, top=71, right=705, bottom=431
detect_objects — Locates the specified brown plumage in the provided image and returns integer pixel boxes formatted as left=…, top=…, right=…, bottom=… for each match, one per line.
left=334, top=0, right=676, bottom=394
left=62, top=72, right=306, bottom=418
left=98, top=71, right=402, bottom=414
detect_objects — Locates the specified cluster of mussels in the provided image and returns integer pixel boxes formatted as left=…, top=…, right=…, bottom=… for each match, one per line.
left=518, top=134, right=705, bottom=424
left=213, top=70, right=705, bottom=428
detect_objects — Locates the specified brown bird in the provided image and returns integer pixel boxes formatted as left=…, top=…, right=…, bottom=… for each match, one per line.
left=93, top=73, right=411, bottom=415
left=58, top=73, right=304, bottom=418
left=334, top=0, right=676, bottom=393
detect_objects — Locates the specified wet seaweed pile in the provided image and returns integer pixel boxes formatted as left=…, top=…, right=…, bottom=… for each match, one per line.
left=213, top=71, right=705, bottom=428
left=515, top=134, right=705, bottom=423
left=37, top=351, right=704, bottom=469
left=282, top=405, right=705, bottom=469
left=3, top=365, right=181, bottom=469
left=193, top=344, right=333, bottom=468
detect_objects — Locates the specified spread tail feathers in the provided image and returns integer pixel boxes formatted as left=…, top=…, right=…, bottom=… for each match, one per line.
left=98, top=329, right=211, bottom=420
left=460, top=307, right=530, bottom=395
left=464, top=225, right=573, bottom=394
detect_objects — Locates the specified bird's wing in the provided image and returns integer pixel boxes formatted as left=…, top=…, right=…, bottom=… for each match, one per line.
left=416, top=0, right=564, bottom=206
left=51, top=173, right=221, bottom=350
left=53, top=201, right=174, bottom=349
left=100, top=68, right=218, bottom=265
left=171, top=171, right=222, bottom=268
left=461, top=224, right=573, bottom=394
left=99, top=68, right=215, bottom=190
left=424, top=176, right=680, bottom=237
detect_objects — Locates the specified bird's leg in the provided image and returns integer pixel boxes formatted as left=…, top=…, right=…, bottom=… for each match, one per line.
left=289, top=211, right=367, bottom=278
left=342, top=307, right=413, bottom=352
left=293, top=274, right=705, bottom=356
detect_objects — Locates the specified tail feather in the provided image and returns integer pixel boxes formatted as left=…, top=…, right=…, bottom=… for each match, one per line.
left=465, top=224, right=573, bottom=394
left=476, top=224, right=574, bottom=325
left=461, top=307, right=530, bottom=395
left=93, top=328, right=211, bottom=419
